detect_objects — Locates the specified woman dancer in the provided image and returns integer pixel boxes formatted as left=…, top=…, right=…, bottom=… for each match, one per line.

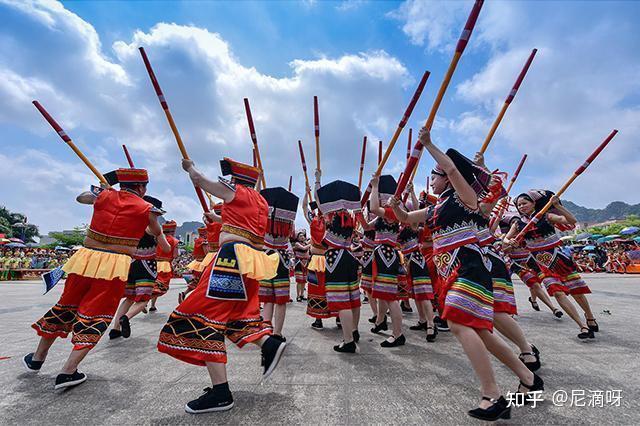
left=293, top=230, right=311, bottom=302
left=390, top=127, right=542, bottom=421
left=505, top=191, right=598, bottom=339
left=369, top=175, right=406, bottom=347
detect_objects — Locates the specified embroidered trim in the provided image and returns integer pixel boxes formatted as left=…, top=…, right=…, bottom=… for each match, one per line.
left=87, top=229, right=139, bottom=247
left=220, top=224, right=264, bottom=245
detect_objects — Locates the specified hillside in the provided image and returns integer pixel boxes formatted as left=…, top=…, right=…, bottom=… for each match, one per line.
left=563, top=200, right=640, bottom=224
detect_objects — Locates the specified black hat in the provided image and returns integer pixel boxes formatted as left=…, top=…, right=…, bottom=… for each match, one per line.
left=260, top=187, right=299, bottom=222
left=378, top=175, right=398, bottom=203
left=317, top=180, right=361, bottom=214
left=445, top=149, right=505, bottom=201
left=143, top=195, right=166, bottom=215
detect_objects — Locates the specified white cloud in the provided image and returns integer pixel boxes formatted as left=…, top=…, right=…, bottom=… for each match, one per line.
left=391, top=0, right=640, bottom=208
left=0, top=1, right=414, bottom=232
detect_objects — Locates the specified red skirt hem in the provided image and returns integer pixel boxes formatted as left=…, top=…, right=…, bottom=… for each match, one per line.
left=442, top=306, right=493, bottom=331
left=493, top=302, right=517, bottom=315
left=569, top=287, right=591, bottom=295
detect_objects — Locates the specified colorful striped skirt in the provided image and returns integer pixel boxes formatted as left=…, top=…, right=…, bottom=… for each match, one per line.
left=434, top=245, right=494, bottom=331
left=306, top=255, right=333, bottom=318
left=259, top=249, right=291, bottom=305
left=360, top=250, right=374, bottom=293
left=405, top=250, right=434, bottom=301
left=532, top=247, right=591, bottom=296
left=325, top=248, right=361, bottom=311
left=486, top=247, right=517, bottom=315
left=371, top=244, right=402, bottom=301
left=124, top=259, right=157, bottom=302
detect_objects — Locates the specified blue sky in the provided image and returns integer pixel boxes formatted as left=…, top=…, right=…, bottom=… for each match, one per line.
left=1, top=0, right=639, bottom=233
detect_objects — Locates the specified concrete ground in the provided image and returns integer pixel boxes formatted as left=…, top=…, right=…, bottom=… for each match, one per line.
left=0, top=273, right=639, bottom=425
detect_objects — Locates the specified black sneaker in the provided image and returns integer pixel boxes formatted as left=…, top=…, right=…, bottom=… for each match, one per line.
left=119, top=315, right=131, bottom=338
left=333, top=341, right=357, bottom=353
left=434, top=316, right=450, bottom=332
left=261, top=336, right=286, bottom=379
left=311, top=319, right=324, bottom=329
left=185, top=387, right=234, bottom=414
left=23, top=353, right=43, bottom=372
left=54, top=371, right=87, bottom=390
left=380, top=334, right=406, bottom=347
left=109, top=329, right=122, bottom=340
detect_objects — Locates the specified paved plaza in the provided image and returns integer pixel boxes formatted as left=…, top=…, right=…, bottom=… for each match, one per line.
left=1, top=274, right=639, bottom=425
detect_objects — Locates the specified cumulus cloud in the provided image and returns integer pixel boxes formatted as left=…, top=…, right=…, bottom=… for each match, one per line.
left=0, top=0, right=414, bottom=232
left=391, top=0, right=640, bottom=208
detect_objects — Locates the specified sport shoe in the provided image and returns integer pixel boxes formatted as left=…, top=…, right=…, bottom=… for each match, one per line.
left=23, top=353, right=43, bottom=372
left=261, top=336, right=286, bottom=379
left=54, top=371, right=87, bottom=390
left=185, top=386, right=234, bottom=414
left=119, top=315, right=131, bottom=338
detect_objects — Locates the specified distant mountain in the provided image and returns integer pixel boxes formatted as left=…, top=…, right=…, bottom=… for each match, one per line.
left=562, top=200, right=640, bottom=224
left=176, top=221, right=204, bottom=241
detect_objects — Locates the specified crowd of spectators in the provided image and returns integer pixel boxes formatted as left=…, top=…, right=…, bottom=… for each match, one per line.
left=0, top=247, right=71, bottom=280
left=569, top=241, right=639, bottom=274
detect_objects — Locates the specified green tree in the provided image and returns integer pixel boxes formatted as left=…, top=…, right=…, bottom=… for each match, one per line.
left=0, top=205, right=40, bottom=242
left=48, top=226, right=87, bottom=248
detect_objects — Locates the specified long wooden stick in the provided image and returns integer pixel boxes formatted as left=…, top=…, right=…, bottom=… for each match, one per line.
left=288, top=176, right=292, bottom=192
left=314, top=96, right=320, bottom=171
left=243, top=98, right=267, bottom=188
left=479, top=49, right=537, bottom=154
left=378, top=140, right=383, bottom=166
left=32, top=101, right=110, bottom=187
left=138, top=47, right=209, bottom=212
left=406, top=128, right=412, bottom=160
left=514, top=130, right=619, bottom=241
left=360, top=70, right=431, bottom=205
left=252, top=147, right=257, bottom=167
left=488, top=153, right=527, bottom=229
left=298, top=140, right=312, bottom=202
left=358, top=136, right=367, bottom=190
left=395, top=0, right=484, bottom=198
left=122, top=144, right=135, bottom=168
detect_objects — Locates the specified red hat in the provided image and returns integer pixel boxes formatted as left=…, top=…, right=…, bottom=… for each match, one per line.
left=220, top=158, right=260, bottom=187
left=197, top=227, right=207, bottom=238
left=104, top=168, right=149, bottom=185
left=162, top=220, right=177, bottom=233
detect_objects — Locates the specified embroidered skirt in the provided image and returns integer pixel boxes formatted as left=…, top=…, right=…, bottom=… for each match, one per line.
left=153, top=269, right=173, bottom=297
left=433, top=245, right=494, bottom=331
left=124, top=259, right=157, bottom=302
left=259, top=249, right=291, bottom=305
left=306, top=255, right=333, bottom=318
left=32, top=274, right=126, bottom=350
left=325, top=248, right=361, bottom=311
left=157, top=241, right=277, bottom=365
left=532, top=247, right=591, bottom=296
left=486, top=247, right=517, bottom=315
left=360, top=250, right=374, bottom=293
left=294, top=259, right=308, bottom=286
left=371, top=244, right=402, bottom=301
left=509, top=254, right=542, bottom=288
left=405, top=251, right=434, bottom=301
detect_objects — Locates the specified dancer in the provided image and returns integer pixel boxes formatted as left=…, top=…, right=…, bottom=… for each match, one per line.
left=109, top=195, right=167, bottom=339
left=157, top=158, right=285, bottom=413
left=259, top=187, right=299, bottom=341
left=497, top=212, right=563, bottom=317
left=25, top=168, right=167, bottom=389
left=316, top=179, right=362, bottom=353
left=390, top=127, right=542, bottom=421
left=369, top=175, right=406, bottom=347
left=505, top=190, right=598, bottom=339
left=293, top=230, right=310, bottom=302
left=303, top=189, right=332, bottom=328
left=179, top=227, right=208, bottom=302
left=149, top=220, right=181, bottom=312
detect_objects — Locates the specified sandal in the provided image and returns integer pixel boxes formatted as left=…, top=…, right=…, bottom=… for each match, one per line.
left=519, top=350, right=540, bottom=372
left=528, top=297, right=540, bottom=311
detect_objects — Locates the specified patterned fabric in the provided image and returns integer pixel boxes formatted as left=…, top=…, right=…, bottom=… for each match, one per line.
left=428, top=189, right=479, bottom=254
left=371, top=244, right=402, bottom=301
left=32, top=274, right=126, bottom=350
left=124, top=259, right=157, bottom=302
left=259, top=248, right=291, bottom=304
left=206, top=242, right=250, bottom=301
left=533, top=247, right=591, bottom=296
left=157, top=261, right=272, bottom=365
left=486, top=247, right=517, bottom=315
left=436, top=246, right=494, bottom=331
left=152, top=271, right=172, bottom=297
left=294, top=261, right=308, bottom=285
left=519, top=215, right=562, bottom=252
left=324, top=248, right=361, bottom=311
left=360, top=250, right=374, bottom=293
left=405, top=251, right=434, bottom=301
left=306, top=256, right=332, bottom=318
